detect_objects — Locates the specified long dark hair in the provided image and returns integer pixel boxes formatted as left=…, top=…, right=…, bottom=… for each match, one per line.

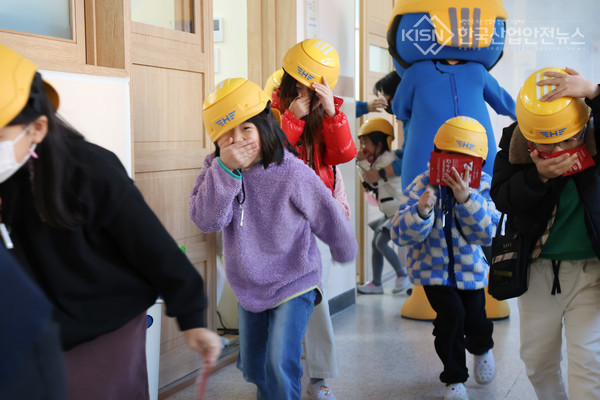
left=277, top=70, right=326, bottom=159
left=365, top=131, right=391, bottom=156
left=215, top=103, right=297, bottom=168
left=8, top=72, right=86, bottom=229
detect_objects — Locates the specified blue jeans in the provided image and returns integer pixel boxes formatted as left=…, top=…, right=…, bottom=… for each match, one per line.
left=237, top=290, right=317, bottom=400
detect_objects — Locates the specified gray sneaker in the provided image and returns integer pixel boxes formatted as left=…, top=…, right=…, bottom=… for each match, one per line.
left=392, top=276, right=411, bottom=294
left=357, top=282, right=384, bottom=294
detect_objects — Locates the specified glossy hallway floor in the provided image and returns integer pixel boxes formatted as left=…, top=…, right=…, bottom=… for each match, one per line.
left=166, top=283, right=563, bottom=400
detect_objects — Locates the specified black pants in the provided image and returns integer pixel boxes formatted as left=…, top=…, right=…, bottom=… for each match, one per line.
left=423, top=285, right=494, bottom=384
left=0, top=317, right=67, bottom=400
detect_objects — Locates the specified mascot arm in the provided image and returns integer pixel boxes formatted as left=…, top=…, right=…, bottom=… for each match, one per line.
left=484, top=72, right=517, bottom=120
left=391, top=67, right=416, bottom=121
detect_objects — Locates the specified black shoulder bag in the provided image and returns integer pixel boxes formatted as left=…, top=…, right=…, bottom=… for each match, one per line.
left=488, top=213, right=530, bottom=301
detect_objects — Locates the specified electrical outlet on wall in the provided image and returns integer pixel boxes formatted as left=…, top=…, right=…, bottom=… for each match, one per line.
left=214, top=17, right=223, bottom=42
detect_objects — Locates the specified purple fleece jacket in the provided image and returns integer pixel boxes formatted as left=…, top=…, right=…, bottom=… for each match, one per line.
left=190, top=151, right=358, bottom=313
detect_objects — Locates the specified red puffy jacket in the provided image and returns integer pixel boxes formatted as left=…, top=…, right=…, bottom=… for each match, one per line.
left=272, top=92, right=357, bottom=195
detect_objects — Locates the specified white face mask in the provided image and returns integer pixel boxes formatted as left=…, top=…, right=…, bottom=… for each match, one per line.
left=0, top=125, right=36, bottom=183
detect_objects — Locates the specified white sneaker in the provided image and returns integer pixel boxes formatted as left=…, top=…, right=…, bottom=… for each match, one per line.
left=443, top=383, right=469, bottom=400
left=392, top=276, right=411, bottom=294
left=357, top=282, right=383, bottom=294
left=307, top=380, right=337, bottom=400
left=473, top=350, right=496, bottom=384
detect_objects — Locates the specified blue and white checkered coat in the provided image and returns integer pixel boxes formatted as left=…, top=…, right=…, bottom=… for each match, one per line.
left=391, top=170, right=500, bottom=290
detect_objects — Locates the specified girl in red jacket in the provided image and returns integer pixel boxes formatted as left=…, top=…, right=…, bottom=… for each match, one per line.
left=272, top=39, right=357, bottom=195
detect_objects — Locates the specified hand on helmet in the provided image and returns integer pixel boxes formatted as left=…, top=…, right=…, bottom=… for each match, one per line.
left=538, top=67, right=600, bottom=102
left=313, top=76, right=336, bottom=117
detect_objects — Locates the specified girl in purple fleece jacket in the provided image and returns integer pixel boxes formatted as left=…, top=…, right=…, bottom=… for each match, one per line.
left=190, top=78, right=357, bottom=400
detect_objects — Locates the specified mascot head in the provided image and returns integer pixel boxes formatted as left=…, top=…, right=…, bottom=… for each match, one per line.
left=387, top=0, right=507, bottom=76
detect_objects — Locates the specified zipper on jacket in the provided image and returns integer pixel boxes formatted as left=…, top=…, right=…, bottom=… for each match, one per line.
left=449, top=72, right=460, bottom=116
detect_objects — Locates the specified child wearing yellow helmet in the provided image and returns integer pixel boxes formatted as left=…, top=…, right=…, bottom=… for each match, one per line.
left=0, top=44, right=223, bottom=399
left=392, top=116, right=501, bottom=400
left=190, top=78, right=358, bottom=400
left=270, top=39, right=357, bottom=399
left=265, top=62, right=354, bottom=400
left=271, top=39, right=356, bottom=196
left=356, top=118, right=410, bottom=296
left=490, top=67, right=600, bottom=399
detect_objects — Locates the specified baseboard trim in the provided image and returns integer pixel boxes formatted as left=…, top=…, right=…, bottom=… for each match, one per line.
left=328, top=288, right=356, bottom=316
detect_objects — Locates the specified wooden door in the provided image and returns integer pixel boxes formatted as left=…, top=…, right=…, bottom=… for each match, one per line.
left=128, top=0, right=216, bottom=389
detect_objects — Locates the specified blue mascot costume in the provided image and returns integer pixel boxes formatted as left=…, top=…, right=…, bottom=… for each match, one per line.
left=387, top=0, right=516, bottom=190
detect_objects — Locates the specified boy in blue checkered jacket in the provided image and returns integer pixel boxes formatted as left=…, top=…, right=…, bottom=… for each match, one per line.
left=391, top=117, right=501, bottom=400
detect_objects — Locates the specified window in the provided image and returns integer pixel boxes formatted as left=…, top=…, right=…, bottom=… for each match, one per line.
left=0, top=0, right=72, bottom=39
left=132, top=0, right=194, bottom=33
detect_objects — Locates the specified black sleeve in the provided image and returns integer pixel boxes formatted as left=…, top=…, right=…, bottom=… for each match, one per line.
left=105, top=186, right=207, bottom=330
left=79, top=143, right=207, bottom=330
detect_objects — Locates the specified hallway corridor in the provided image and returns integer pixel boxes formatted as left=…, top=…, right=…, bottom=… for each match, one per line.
left=168, top=284, right=554, bottom=400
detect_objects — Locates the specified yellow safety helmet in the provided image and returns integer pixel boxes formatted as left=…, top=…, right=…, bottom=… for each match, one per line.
left=516, top=67, right=590, bottom=144
left=387, top=0, right=507, bottom=48
left=264, top=68, right=284, bottom=94
left=202, top=78, right=270, bottom=142
left=282, top=39, right=340, bottom=89
left=0, top=44, right=60, bottom=129
left=358, top=118, right=394, bottom=150
left=434, top=116, right=488, bottom=160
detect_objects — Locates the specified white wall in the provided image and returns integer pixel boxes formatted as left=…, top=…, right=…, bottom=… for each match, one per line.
left=40, top=70, right=132, bottom=175
left=213, top=0, right=248, bottom=83
left=488, top=1, right=600, bottom=146
left=298, top=0, right=358, bottom=300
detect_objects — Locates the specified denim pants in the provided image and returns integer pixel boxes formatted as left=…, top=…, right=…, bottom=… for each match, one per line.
left=237, top=290, right=317, bottom=400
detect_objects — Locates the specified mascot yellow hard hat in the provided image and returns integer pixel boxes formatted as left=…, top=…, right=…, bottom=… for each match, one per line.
left=434, top=116, right=488, bottom=159
left=516, top=67, right=590, bottom=144
left=358, top=118, right=394, bottom=150
left=387, top=0, right=507, bottom=48
left=202, top=78, right=270, bottom=142
left=264, top=68, right=284, bottom=94
left=0, top=44, right=59, bottom=129
left=282, top=39, right=340, bottom=89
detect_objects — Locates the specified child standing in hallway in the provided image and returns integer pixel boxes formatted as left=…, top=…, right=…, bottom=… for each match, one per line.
left=356, top=118, right=409, bottom=295
left=190, top=78, right=357, bottom=400
left=392, top=117, right=500, bottom=400
left=271, top=38, right=357, bottom=400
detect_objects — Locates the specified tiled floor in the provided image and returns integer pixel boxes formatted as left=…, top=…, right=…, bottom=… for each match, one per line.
left=166, top=283, right=556, bottom=400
